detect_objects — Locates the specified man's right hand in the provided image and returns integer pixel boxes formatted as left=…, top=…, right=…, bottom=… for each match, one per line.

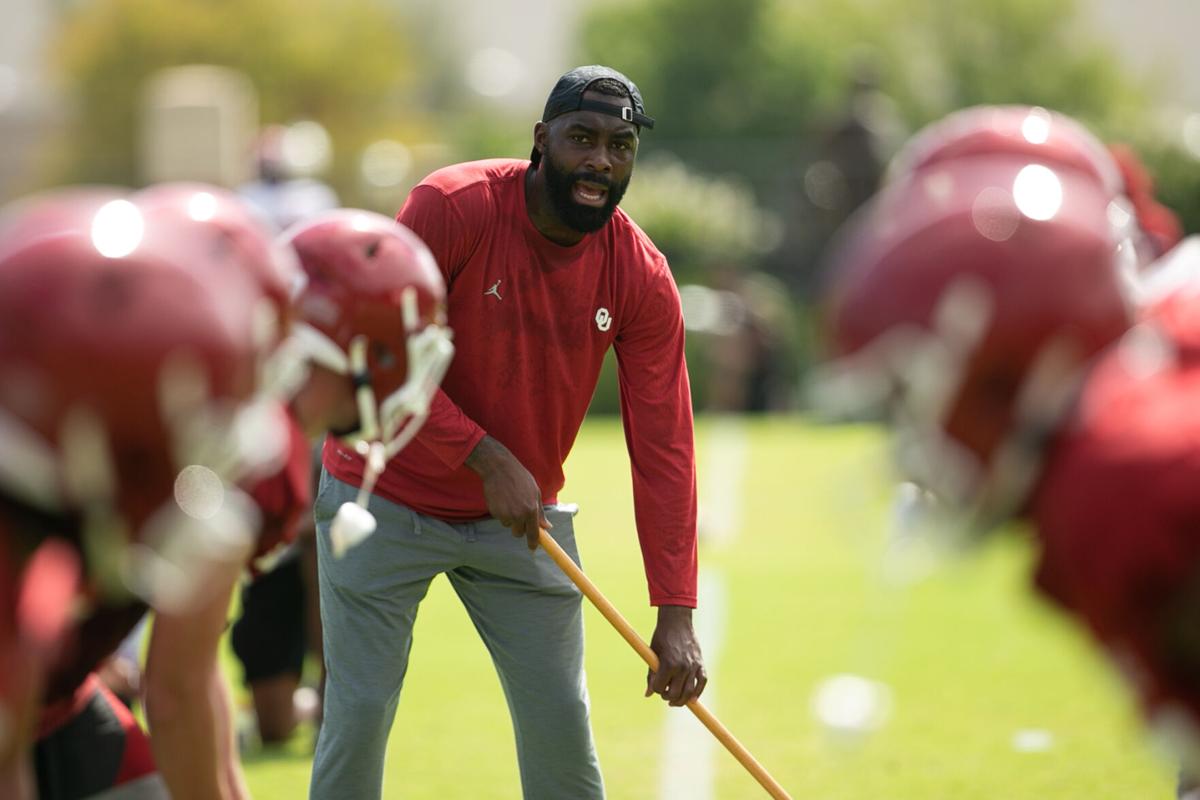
left=465, top=435, right=550, bottom=551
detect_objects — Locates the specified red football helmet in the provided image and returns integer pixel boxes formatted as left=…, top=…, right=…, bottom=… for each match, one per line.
left=821, top=154, right=1132, bottom=527
left=280, top=210, right=453, bottom=553
left=0, top=188, right=287, bottom=611
left=885, top=105, right=1154, bottom=298
left=888, top=105, right=1123, bottom=196
left=132, top=183, right=303, bottom=378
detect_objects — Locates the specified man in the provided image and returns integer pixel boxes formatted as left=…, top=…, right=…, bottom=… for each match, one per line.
left=312, top=65, right=705, bottom=800
left=820, top=107, right=1200, bottom=785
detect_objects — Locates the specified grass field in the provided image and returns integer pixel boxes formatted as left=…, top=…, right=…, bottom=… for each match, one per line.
left=232, top=415, right=1174, bottom=799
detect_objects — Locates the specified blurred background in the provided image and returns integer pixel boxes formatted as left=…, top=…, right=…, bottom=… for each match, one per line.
left=8, top=3, right=1200, bottom=797
left=8, top=0, right=1200, bottom=418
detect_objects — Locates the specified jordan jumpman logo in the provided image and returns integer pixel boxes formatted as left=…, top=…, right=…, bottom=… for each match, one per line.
left=484, top=279, right=503, bottom=300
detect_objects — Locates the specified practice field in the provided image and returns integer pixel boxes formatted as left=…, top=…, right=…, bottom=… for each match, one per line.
left=234, top=416, right=1174, bottom=799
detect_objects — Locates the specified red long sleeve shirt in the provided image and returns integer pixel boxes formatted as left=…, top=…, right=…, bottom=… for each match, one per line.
left=322, top=159, right=697, bottom=606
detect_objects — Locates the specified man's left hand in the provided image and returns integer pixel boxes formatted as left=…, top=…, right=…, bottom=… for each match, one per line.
left=645, top=605, right=706, bottom=707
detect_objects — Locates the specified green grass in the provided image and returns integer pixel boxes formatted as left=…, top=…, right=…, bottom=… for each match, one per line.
left=232, top=416, right=1174, bottom=799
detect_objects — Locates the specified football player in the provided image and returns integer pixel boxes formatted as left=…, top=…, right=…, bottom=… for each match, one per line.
left=0, top=187, right=284, bottom=799
left=821, top=106, right=1200, bottom=781
left=1, top=188, right=452, bottom=799
left=130, top=197, right=453, bottom=799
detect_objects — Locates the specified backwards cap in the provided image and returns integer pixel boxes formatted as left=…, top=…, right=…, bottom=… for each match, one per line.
left=530, top=65, right=654, bottom=166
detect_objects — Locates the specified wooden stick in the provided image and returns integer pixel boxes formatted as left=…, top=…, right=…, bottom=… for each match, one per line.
left=538, top=529, right=793, bottom=800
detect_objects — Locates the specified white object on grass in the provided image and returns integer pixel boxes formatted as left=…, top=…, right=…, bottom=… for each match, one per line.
left=1011, top=728, right=1055, bottom=753
left=812, top=673, right=893, bottom=740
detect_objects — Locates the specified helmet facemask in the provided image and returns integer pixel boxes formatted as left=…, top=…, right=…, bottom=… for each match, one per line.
left=286, top=287, right=453, bottom=557
left=819, top=273, right=1105, bottom=548
left=281, top=210, right=453, bottom=557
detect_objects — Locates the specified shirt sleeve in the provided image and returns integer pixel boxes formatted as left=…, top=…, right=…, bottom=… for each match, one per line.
left=415, top=389, right=487, bottom=470
left=396, top=185, right=489, bottom=469
left=614, top=258, right=698, bottom=607
left=397, top=184, right=476, bottom=284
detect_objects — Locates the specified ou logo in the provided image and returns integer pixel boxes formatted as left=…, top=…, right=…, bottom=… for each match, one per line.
left=594, top=308, right=612, bottom=332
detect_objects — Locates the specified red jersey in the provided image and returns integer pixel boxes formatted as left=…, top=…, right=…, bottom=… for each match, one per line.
left=1032, top=294, right=1200, bottom=725
left=322, top=159, right=698, bottom=606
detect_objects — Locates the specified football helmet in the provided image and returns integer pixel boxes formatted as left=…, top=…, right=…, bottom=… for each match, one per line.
left=885, top=105, right=1153, bottom=299
left=820, top=154, right=1132, bottom=529
left=0, top=188, right=287, bottom=611
left=280, top=209, right=453, bottom=555
left=887, top=105, right=1123, bottom=195
left=133, top=182, right=306, bottom=395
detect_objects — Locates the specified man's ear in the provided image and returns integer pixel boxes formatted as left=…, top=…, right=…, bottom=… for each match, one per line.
left=532, top=122, right=549, bottom=162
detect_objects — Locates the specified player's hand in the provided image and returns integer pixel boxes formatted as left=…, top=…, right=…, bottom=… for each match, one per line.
left=646, top=605, right=706, bottom=707
left=465, top=435, right=550, bottom=551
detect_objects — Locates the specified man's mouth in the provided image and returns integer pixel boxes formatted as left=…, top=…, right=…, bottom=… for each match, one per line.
left=572, top=180, right=609, bottom=207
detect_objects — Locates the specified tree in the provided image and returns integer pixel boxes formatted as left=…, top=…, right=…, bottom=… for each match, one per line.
left=581, top=0, right=1145, bottom=185
left=50, top=0, right=422, bottom=202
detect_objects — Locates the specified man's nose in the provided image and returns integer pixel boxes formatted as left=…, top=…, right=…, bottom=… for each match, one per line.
left=584, top=144, right=612, bottom=174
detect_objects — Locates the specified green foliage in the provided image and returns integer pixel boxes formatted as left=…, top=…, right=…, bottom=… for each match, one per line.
left=882, top=0, right=1144, bottom=126
left=621, top=155, right=782, bottom=284
left=580, top=0, right=1149, bottom=190
left=1135, top=142, right=1200, bottom=237
left=584, top=0, right=1143, bottom=140
left=579, top=0, right=855, bottom=188
left=578, top=0, right=1199, bottom=402
left=51, top=0, right=419, bottom=201
left=439, top=108, right=530, bottom=165
left=235, top=419, right=1172, bottom=799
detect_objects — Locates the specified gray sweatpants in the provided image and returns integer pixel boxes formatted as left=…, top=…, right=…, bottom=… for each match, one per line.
left=309, top=472, right=605, bottom=800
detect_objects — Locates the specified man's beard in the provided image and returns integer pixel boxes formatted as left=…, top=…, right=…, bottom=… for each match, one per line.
left=542, top=152, right=631, bottom=234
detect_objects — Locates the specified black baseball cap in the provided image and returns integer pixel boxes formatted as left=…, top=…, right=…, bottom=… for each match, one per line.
left=530, top=65, right=655, bottom=166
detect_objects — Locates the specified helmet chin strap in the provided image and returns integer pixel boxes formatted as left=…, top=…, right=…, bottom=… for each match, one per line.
left=348, top=336, right=382, bottom=443
left=377, top=324, right=455, bottom=454
left=331, top=335, right=387, bottom=557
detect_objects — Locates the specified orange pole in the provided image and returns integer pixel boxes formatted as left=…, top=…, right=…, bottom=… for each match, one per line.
left=538, top=529, right=793, bottom=800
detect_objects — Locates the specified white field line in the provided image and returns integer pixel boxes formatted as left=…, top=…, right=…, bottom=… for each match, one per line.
left=659, top=419, right=746, bottom=799
left=697, top=417, right=749, bottom=550
left=658, top=567, right=728, bottom=800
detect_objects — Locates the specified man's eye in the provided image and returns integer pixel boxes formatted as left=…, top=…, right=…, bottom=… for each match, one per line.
left=570, top=134, right=589, bottom=144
